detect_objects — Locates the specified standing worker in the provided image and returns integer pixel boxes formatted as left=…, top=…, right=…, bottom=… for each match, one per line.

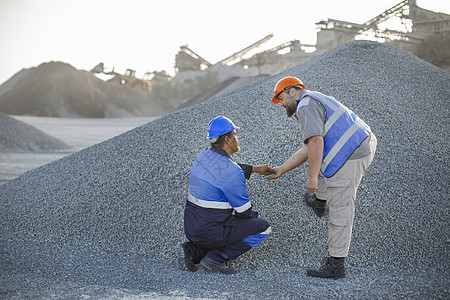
left=267, top=76, right=377, bottom=279
left=181, top=116, right=273, bottom=274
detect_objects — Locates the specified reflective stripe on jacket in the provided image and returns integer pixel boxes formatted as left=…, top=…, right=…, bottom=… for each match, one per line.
left=297, top=90, right=371, bottom=177
left=185, top=147, right=253, bottom=241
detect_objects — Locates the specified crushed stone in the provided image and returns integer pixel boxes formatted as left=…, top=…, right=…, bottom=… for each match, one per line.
left=0, top=112, right=70, bottom=152
left=1, top=40, right=449, bottom=299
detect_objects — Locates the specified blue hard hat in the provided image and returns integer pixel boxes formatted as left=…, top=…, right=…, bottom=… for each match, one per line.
left=207, top=116, right=239, bottom=139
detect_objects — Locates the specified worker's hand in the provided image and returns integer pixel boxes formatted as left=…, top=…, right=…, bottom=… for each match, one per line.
left=265, top=166, right=284, bottom=180
left=253, top=164, right=275, bottom=175
left=306, top=176, right=318, bottom=193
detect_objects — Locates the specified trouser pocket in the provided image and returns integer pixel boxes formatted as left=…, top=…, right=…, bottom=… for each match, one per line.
left=326, top=179, right=352, bottom=256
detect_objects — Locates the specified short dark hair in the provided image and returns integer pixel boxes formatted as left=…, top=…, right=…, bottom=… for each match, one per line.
left=287, top=85, right=303, bottom=93
left=211, top=131, right=233, bottom=147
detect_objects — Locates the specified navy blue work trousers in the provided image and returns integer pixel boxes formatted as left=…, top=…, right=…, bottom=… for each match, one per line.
left=185, top=217, right=270, bottom=264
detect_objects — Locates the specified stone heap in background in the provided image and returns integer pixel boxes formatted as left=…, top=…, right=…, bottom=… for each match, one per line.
left=0, top=62, right=175, bottom=118
left=0, top=112, right=69, bottom=152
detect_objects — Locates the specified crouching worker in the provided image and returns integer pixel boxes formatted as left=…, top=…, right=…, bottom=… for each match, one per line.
left=180, top=116, right=272, bottom=274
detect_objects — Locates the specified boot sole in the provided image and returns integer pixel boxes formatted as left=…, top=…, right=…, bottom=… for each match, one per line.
left=306, top=270, right=346, bottom=279
left=200, top=258, right=238, bottom=274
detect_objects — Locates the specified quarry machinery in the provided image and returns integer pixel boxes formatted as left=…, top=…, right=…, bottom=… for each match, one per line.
left=174, top=34, right=274, bottom=73
left=175, top=45, right=213, bottom=73
left=315, top=0, right=449, bottom=51
left=91, top=63, right=151, bottom=92
left=218, top=34, right=273, bottom=66
left=239, top=39, right=316, bottom=68
left=116, top=69, right=152, bottom=92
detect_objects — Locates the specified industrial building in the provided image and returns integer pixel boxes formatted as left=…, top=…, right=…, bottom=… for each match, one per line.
left=174, top=0, right=449, bottom=75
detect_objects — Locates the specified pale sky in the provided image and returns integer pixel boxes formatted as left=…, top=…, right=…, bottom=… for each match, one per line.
left=0, top=0, right=448, bottom=85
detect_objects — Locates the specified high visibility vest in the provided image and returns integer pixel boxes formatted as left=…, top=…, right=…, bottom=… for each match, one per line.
left=297, top=90, right=371, bottom=177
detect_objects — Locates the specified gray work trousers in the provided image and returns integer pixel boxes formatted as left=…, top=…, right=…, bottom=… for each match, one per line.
left=316, top=133, right=377, bottom=257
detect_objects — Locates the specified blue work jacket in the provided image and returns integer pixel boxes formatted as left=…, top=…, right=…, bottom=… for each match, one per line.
left=184, top=146, right=257, bottom=242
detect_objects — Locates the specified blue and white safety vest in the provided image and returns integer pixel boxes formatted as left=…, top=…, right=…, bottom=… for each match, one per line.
left=185, top=146, right=254, bottom=241
left=297, top=90, right=371, bottom=178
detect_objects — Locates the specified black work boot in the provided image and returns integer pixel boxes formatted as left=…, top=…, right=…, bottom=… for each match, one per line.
left=200, top=256, right=238, bottom=274
left=304, top=192, right=327, bottom=217
left=306, top=257, right=346, bottom=279
left=179, top=242, right=198, bottom=272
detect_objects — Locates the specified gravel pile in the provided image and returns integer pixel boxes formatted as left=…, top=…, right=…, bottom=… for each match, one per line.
left=1, top=40, right=449, bottom=299
left=0, top=62, right=174, bottom=118
left=0, top=112, right=69, bottom=152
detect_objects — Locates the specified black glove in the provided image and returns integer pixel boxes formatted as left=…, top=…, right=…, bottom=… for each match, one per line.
left=235, top=207, right=258, bottom=218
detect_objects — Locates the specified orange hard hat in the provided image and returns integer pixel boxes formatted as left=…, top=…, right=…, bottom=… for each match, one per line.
left=272, top=76, right=305, bottom=103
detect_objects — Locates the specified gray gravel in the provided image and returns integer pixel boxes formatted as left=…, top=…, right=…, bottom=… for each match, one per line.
left=0, top=112, right=70, bottom=152
left=1, top=40, right=449, bottom=299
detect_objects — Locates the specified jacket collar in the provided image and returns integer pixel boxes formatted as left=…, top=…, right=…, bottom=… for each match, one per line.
left=210, top=145, right=231, bottom=159
left=296, top=89, right=308, bottom=107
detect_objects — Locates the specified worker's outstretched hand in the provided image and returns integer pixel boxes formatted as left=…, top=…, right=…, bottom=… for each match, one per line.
left=265, top=166, right=284, bottom=180
left=253, top=164, right=275, bottom=175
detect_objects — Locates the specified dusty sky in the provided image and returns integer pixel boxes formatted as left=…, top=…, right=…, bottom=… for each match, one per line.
left=0, top=0, right=448, bottom=84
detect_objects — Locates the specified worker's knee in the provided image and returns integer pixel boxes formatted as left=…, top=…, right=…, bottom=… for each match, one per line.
left=242, top=223, right=271, bottom=248
left=251, top=218, right=270, bottom=235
